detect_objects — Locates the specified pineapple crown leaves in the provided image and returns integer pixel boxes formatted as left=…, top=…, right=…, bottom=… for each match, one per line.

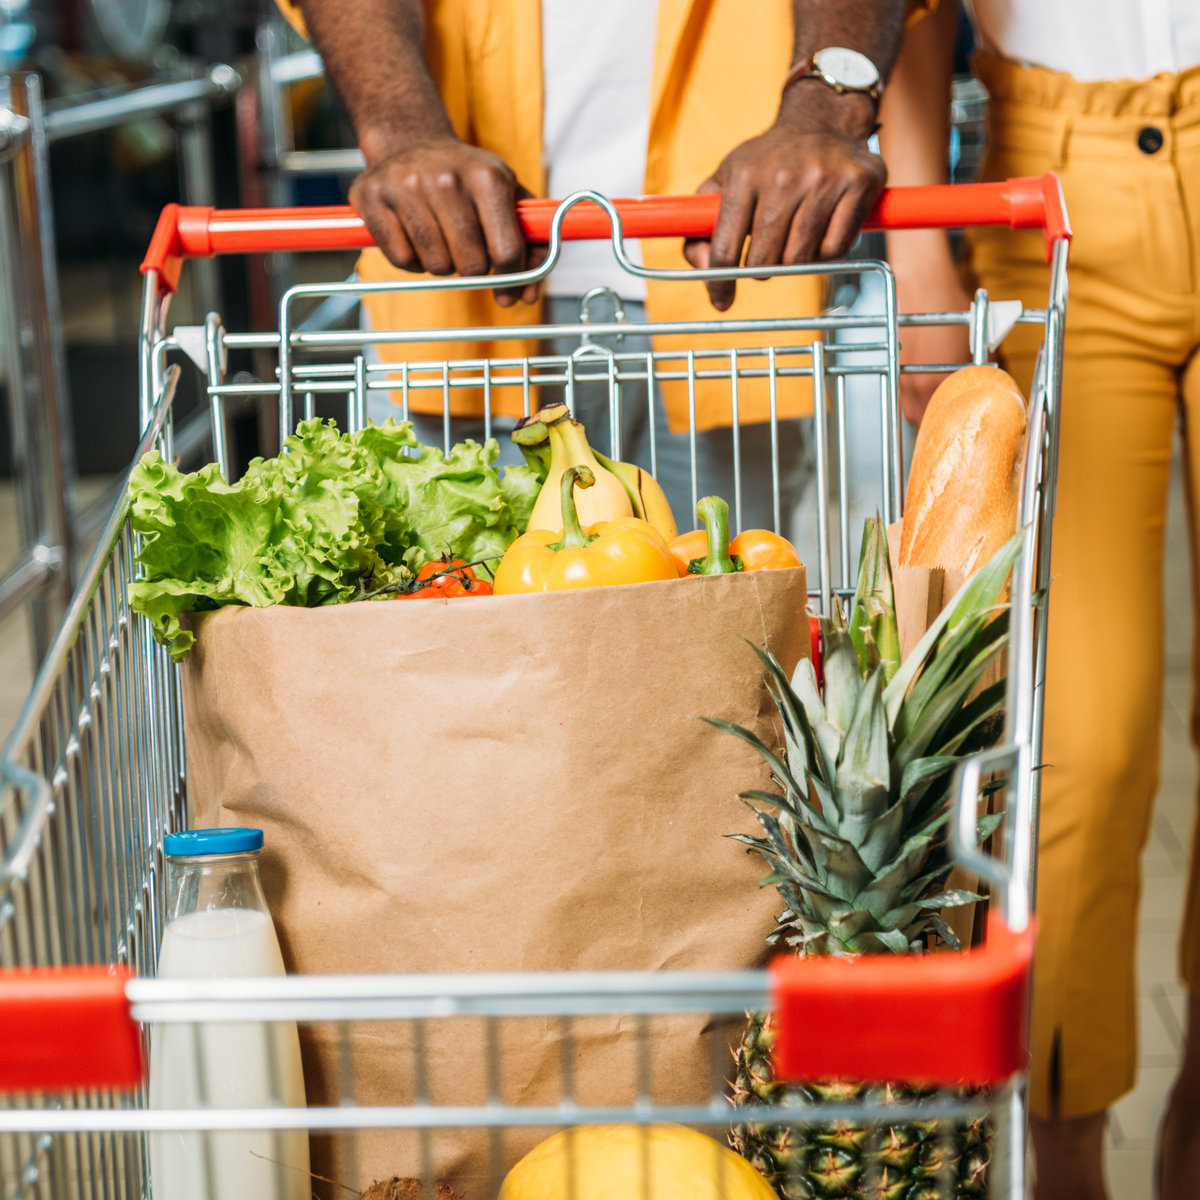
left=846, top=514, right=901, bottom=685
left=832, top=665, right=889, bottom=850
left=709, top=525, right=1027, bottom=957
left=716, top=643, right=984, bottom=955
left=882, top=530, right=1025, bottom=729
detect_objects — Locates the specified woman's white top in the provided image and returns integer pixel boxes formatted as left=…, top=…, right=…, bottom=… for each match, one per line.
left=967, top=0, right=1200, bottom=82
left=541, top=0, right=659, bottom=299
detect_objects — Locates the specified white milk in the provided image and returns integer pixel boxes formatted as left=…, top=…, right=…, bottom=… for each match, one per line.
left=148, top=908, right=310, bottom=1200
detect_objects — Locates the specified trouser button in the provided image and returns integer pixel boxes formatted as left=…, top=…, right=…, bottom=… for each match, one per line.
left=1138, top=126, right=1164, bottom=154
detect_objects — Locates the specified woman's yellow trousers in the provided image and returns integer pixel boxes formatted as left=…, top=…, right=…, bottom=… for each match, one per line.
left=963, top=53, right=1200, bottom=1118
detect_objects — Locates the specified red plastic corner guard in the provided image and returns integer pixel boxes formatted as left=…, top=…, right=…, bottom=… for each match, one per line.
left=808, top=615, right=823, bottom=692
left=770, top=913, right=1036, bottom=1088
left=140, top=175, right=1072, bottom=295
left=0, top=966, right=144, bottom=1094
left=140, top=202, right=215, bottom=294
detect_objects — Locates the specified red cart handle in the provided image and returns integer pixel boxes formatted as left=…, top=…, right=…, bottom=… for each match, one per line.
left=0, top=966, right=144, bottom=1094
left=770, top=912, right=1035, bottom=1087
left=142, top=175, right=1070, bottom=294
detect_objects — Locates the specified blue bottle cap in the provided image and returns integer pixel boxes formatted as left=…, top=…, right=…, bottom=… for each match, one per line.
left=162, top=828, right=264, bottom=856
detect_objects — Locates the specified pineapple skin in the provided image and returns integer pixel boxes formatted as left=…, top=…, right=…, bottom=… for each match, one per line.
left=730, top=1012, right=990, bottom=1199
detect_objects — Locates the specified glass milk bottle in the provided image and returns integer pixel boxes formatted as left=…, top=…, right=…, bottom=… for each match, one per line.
left=148, top=828, right=310, bottom=1200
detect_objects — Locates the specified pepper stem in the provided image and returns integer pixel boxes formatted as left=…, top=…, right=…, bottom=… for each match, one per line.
left=557, top=466, right=596, bottom=550
left=688, top=495, right=744, bottom=575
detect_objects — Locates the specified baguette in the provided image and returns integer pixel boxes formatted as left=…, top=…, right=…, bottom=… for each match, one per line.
left=899, top=365, right=1027, bottom=575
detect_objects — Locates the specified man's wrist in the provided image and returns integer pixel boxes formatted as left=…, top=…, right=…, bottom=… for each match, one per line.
left=358, top=113, right=456, bottom=167
left=776, top=83, right=879, bottom=141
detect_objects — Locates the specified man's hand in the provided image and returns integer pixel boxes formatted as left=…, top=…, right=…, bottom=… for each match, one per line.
left=683, top=0, right=911, bottom=310
left=300, top=0, right=543, bottom=305
left=350, top=135, right=543, bottom=306
left=683, top=104, right=886, bottom=311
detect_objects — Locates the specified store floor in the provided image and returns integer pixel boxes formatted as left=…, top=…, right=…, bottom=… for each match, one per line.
left=0, top=454, right=1196, bottom=1196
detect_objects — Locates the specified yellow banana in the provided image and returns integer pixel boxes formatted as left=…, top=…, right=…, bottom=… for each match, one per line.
left=594, top=450, right=679, bottom=542
left=524, top=403, right=633, bottom=532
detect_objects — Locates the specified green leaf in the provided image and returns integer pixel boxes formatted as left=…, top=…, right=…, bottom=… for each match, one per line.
left=803, top=827, right=873, bottom=901
left=740, top=787, right=830, bottom=838
left=847, top=516, right=901, bottom=685
left=893, top=635, right=1012, bottom=772
left=924, top=914, right=962, bottom=951
left=748, top=642, right=834, bottom=798
left=499, top=462, right=544, bottom=534
left=738, top=787, right=799, bottom=820
left=833, top=668, right=890, bottom=846
left=977, top=811, right=1005, bottom=842
left=753, top=810, right=807, bottom=879
left=850, top=928, right=911, bottom=955
left=891, top=609, right=1009, bottom=750
left=700, top=717, right=807, bottom=802
left=827, top=908, right=874, bottom=947
left=856, top=833, right=933, bottom=916
left=930, top=679, right=1008, bottom=759
left=821, top=604, right=863, bottom=734
left=917, top=889, right=982, bottom=910
left=897, top=756, right=959, bottom=811
left=736, top=802, right=818, bottom=877
left=128, top=418, right=532, bottom=655
left=883, top=530, right=1025, bottom=727
left=878, top=902, right=922, bottom=932
left=789, top=659, right=843, bottom=795
left=857, top=798, right=908, bottom=876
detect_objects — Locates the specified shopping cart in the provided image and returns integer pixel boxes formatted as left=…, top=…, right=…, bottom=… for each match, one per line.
left=0, top=177, right=1070, bottom=1200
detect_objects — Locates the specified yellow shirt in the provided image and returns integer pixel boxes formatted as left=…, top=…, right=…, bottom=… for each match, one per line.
left=277, top=0, right=931, bottom=430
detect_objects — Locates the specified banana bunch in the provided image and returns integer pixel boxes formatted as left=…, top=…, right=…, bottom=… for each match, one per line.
left=513, top=403, right=678, bottom=540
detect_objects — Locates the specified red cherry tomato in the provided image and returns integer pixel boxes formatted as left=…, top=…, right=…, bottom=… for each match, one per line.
left=403, top=559, right=493, bottom=598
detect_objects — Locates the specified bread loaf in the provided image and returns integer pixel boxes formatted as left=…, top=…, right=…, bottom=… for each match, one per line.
left=899, top=365, right=1027, bottom=575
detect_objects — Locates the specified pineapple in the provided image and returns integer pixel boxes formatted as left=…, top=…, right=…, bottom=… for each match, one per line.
left=711, top=518, right=1022, bottom=1200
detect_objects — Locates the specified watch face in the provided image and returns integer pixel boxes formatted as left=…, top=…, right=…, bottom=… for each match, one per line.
left=814, top=47, right=880, bottom=91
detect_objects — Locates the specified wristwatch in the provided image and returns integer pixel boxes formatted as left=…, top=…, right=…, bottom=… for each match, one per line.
left=784, top=47, right=883, bottom=103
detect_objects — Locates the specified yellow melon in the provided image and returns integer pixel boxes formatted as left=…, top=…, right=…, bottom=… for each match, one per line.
left=498, top=1123, right=778, bottom=1200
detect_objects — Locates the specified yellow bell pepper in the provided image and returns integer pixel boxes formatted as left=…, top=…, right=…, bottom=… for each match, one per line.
left=494, top=466, right=679, bottom=595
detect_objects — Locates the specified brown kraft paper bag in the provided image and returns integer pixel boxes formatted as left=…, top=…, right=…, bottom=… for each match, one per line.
left=887, top=523, right=1003, bottom=951
left=181, top=567, right=809, bottom=1199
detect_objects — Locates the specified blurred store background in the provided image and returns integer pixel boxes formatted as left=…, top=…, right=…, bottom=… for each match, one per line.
left=0, top=0, right=363, bottom=729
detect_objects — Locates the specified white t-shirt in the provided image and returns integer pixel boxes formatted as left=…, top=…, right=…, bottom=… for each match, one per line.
left=968, top=0, right=1200, bottom=82
left=541, top=0, right=659, bottom=299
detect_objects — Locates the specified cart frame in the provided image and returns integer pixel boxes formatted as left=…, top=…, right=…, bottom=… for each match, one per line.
left=1, top=178, right=1070, bottom=1200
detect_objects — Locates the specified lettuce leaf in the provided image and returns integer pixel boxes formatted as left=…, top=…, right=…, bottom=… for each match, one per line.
left=128, top=418, right=529, bottom=659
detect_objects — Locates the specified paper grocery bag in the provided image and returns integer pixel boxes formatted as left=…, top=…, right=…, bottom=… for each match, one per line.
left=181, top=567, right=809, bottom=1199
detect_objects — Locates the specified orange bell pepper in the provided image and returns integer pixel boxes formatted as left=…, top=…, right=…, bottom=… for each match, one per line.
left=730, top=527, right=802, bottom=572
left=493, top=466, right=678, bottom=594
left=668, top=528, right=708, bottom=578
left=669, top=496, right=802, bottom=577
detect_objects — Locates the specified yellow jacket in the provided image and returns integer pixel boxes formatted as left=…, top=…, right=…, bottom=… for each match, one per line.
left=278, top=0, right=928, bottom=430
